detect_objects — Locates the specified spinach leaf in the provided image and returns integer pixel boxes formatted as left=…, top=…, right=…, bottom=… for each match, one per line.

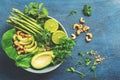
left=15, top=57, right=31, bottom=69
left=2, top=29, right=18, bottom=60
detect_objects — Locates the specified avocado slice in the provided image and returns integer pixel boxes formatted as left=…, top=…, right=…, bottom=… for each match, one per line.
left=17, top=35, right=34, bottom=43
left=17, top=35, right=29, bottom=42
left=31, top=51, right=54, bottom=69
left=25, top=41, right=37, bottom=52
left=31, top=47, right=39, bottom=54
left=19, top=40, right=32, bottom=45
left=24, top=40, right=35, bottom=49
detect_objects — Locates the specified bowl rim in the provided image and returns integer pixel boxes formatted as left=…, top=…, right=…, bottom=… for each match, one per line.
left=25, top=16, right=68, bottom=73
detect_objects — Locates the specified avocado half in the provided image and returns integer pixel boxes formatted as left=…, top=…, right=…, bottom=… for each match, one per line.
left=31, top=51, right=54, bottom=69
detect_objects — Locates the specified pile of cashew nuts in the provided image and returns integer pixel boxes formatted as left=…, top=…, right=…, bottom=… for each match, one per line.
left=13, top=31, right=31, bottom=55
left=71, top=17, right=93, bottom=42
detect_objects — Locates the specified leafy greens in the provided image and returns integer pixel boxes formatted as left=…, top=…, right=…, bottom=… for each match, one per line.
left=52, top=37, right=75, bottom=64
left=2, top=2, right=76, bottom=69
left=2, top=29, right=33, bottom=68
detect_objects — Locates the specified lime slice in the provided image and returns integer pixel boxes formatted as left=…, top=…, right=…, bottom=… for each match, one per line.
left=52, top=30, right=67, bottom=44
left=44, top=19, right=59, bottom=33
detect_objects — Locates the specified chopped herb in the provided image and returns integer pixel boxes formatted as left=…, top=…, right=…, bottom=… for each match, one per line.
left=93, top=61, right=97, bottom=65
left=66, top=67, right=86, bottom=78
left=24, top=2, right=48, bottom=20
left=66, top=50, right=105, bottom=79
left=83, top=5, right=91, bottom=16
left=68, top=10, right=78, bottom=16
left=78, top=51, right=84, bottom=57
left=78, top=61, right=82, bottom=65
left=91, top=65, right=96, bottom=71
left=90, top=50, right=95, bottom=55
left=86, top=51, right=90, bottom=55
left=85, top=58, right=92, bottom=66
left=52, top=37, right=75, bottom=64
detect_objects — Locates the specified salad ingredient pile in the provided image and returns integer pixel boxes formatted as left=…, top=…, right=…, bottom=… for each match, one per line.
left=13, top=31, right=38, bottom=55
left=7, top=8, right=43, bottom=37
left=2, top=2, right=75, bottom=69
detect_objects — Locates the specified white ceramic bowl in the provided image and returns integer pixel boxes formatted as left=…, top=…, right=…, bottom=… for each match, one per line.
left=25, top=16, right=68, bottom=73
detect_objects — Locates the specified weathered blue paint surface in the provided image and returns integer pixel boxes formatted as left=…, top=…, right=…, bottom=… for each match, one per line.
left=0, top=0, right=120, bottom=80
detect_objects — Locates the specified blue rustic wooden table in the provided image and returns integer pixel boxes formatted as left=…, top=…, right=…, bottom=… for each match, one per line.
left=0, top=0, right=120, bottom=80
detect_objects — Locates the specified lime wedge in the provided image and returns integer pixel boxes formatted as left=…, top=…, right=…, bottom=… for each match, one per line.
left=52, top=30, right=67, bottom=44
left=44, top=19, right=59, bottom=33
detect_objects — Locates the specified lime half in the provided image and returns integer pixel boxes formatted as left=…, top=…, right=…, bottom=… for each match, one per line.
left=44, top=19, right=59, bottom=33
left=52, top=30, right=67, bottom=44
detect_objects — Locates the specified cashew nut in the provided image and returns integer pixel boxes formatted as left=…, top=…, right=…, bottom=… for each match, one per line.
left=46, top=47, right=51, bottom=51
left=83, top=25, right=90, bottom=32
left=13, top=34, right=17, bottom=40
left=78, top=24, right=83, bottom=29
left=71, top=34, right=76, bottom=40
left=19, top=32, right=25, bottom=37
left=76, top=29, right=83, bottom=35
left=14, top=41, right=21, bottom=47
left=14, top=41, right=25, bottom=51
left=86, top=33, right=93, bottom=42
left=73, top=24, right=83, bottom=30
left=16, top=46, right=24, bottom=50
left=25, top=34, right=31, bottom=38
left=80, top=17, right=85, bottom=24
left=86, top=36, right=91, bottom=42
left=16, top=31, right=22, bottom=35
left=18, top=50, right=24, bottom=55
left=86, top=33, right=93, bottom=39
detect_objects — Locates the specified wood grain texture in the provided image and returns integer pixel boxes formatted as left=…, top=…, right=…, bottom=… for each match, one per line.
left=0, top=0, right=120, bottom=80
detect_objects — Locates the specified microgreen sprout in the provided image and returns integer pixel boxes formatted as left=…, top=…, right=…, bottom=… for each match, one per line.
left=66, top=67, right=86, bottom=78
left=85, top=58, right=92, bottom=66
left=78, top=51, right=84, bottom=57
left=66, top=50, right=105, bottom=79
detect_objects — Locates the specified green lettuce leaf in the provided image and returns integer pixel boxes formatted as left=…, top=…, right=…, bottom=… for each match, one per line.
left=1, top=28, right=18, bottom=60
left=15, top=57, right=31, bottom=69
left=2, top=28, right=31, bottom=68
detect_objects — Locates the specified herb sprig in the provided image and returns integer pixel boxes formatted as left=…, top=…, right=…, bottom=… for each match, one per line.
left=66, top=50, right=105, bottom=79
left=68, top=10, right=78, bottom=16
left=24, top=2, right=48, bottom=20
left=66, top=67, right=86, bottom=78
left=83, top=5, right=91, bottom=16
left=52, top=37, right=75, bottom=64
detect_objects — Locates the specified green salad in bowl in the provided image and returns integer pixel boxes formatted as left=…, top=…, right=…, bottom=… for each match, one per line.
left=1, top=2, right=75, bottom=73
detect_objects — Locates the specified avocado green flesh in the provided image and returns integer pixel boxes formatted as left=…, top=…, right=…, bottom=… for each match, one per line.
left=17, top=35, right=34, bottom=42
left=19, top=40, right=32, bottom=45
left=16, top=34, right=40, bottom=53
left=25, top=41, right=37, bottom=52
left=24, top=40, right=35, bottom=49
left=31, top=51, right=54, bottom=69
left=17, top=35, right=34, bottom=45
left=17, top=35, right=29, bottom=42
left=32, top=55, right=52, bottom=69
left=31, top=47, right=39, bottom=54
